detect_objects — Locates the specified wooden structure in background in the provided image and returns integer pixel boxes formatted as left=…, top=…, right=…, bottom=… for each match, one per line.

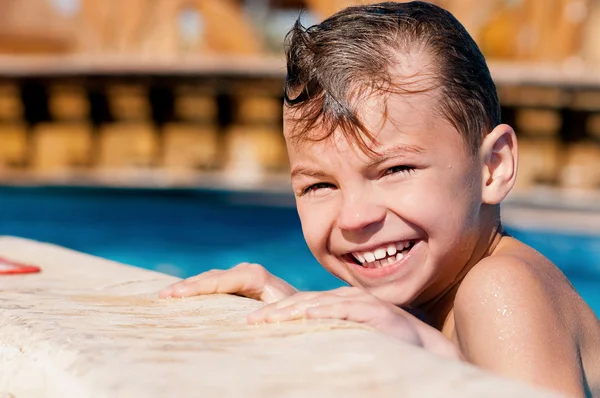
left=76, top=0, right=148, bottom=54
left=162, top=85, right=220, bottom=170
left=582, top=2, right=600, bottom=64
left=76, top=0, right=263, bottom=55
left=224, top=85, right=287, bottom=179
left=0, top=58, right=596, bottom=191
left=30, top=83, right=93, bottom=172
left=0, top=0, right=597, bottom=191
left=0, top=0, right=596, bottom=64
left=97, top=84, right=159, bottom=169
left=32, top=122, right=93, bottom=171
left=0, top=0, right=74, bottom=54
left=0, top=84, right=27, bottom=168
left=299, top=0, right=381, bottom=19
left=477, top=0, right=592, bottom=62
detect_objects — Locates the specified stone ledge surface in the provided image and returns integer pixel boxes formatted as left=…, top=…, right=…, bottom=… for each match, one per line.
left=0, top=236, right=559, bottom=397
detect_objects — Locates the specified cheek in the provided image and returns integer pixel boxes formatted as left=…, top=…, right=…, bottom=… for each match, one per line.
left=390, top=169, right=481, bottom=238
left=296, top=202, right=331, bottom=257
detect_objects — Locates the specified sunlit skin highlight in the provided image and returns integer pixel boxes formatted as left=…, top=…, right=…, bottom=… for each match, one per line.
left=159, top=48, right=600, bottom=398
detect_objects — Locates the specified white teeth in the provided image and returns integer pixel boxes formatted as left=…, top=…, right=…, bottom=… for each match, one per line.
left=352, top=240, right=414, bottom=267
left=395, top=241, right=412, bottom=250
left=386, top=244, right=397, bottom=256
left=374, top=248, right=387, bottom=260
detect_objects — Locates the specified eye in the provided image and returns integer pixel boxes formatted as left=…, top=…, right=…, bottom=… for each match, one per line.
left=383, top=165, right=415, bottom=177
left=301, top=182, right=335, bottom=196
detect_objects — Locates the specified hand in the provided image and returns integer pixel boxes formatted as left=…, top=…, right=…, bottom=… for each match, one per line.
left=158, top=262, right=298, bottom=303
left=247, top=286, right=423, bottom=346
left=247, top=286, right=463, bottom=359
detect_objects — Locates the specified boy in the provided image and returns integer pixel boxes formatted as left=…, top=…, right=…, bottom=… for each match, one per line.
left=159, top=2, right=600, bottom=395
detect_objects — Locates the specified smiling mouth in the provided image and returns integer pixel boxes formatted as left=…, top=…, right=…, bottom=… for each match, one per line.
left=347, top=240, right=416, bottom=269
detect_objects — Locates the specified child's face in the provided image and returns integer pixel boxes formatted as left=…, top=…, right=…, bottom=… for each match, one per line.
left=284, top=91, right=486, bottom=306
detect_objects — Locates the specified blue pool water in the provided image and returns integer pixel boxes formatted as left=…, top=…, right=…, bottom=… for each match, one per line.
left=0, top=186, right=599, bottom=316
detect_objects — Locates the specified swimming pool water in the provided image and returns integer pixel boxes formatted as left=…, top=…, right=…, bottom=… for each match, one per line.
left=1, top=186, right=598, bottom=316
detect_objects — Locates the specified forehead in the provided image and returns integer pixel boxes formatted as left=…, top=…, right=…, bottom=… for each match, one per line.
left=284, top=88, right=453, bottom=159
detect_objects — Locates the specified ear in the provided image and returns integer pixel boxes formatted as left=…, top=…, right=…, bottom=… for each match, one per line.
left=479, top=124, right=518, bottom=205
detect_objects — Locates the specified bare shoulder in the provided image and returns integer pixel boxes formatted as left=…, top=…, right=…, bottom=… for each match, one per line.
left=455, top=236, right=575, bottom=321
left=452, top=236, right=600, bottom=396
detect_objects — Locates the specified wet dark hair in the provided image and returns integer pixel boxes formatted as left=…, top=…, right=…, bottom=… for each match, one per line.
left=283, top=1, right=501, bottom=155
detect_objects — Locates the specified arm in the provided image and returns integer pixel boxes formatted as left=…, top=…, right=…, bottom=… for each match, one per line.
left=454, top=256, right=585, bottom=396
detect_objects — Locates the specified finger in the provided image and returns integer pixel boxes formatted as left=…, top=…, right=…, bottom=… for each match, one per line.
left=261, top=281, right=298, bottom=304
left=160, top=268, right=265, bottom=299
left=249, top=291, right=354, bottom=323
left=180, top=269, right=223, bottom=283
left=173, top=262, right=260, bottom=288
left=247, top=291, right=324, bottom=322
left=159, top=269, right=225, bottom=298
left=247, top=287, right=368, bottom=322
left=306, top=302, right=421, bottom=345
left=305, top=300, right=378, bottom=323
left=260, top=286, right=361, bottom=310
left=268, top=291, right=326, bottom=309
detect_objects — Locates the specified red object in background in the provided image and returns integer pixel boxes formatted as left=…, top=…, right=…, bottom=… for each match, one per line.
left=0, top=257, right=41, bottom=275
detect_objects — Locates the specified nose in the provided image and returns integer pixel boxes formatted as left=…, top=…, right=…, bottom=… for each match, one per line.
left=336, top=190, right=386, bottom=234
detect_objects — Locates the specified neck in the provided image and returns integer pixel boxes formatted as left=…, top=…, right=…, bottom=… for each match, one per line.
left=412, top=216, right=506, bottom=330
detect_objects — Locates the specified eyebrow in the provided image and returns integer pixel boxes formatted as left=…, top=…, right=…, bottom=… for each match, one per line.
left=290, top=144, right=425, bottom=179
left=363, top=144, right=425, bottom=169
left=290, top=166, right=329, bottom=179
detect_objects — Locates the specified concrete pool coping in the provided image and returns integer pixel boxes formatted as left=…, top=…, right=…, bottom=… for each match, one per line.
left=0, top=236, right=561, bottom=397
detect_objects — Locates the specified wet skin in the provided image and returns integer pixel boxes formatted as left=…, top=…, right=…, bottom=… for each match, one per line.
left=160, top=51, right=600, bottom=397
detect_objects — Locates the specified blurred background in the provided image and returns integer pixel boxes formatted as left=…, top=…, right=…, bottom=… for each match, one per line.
left=0, top=0, right=599, bottom=190
left=0, top=0, right=598, bottom=315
